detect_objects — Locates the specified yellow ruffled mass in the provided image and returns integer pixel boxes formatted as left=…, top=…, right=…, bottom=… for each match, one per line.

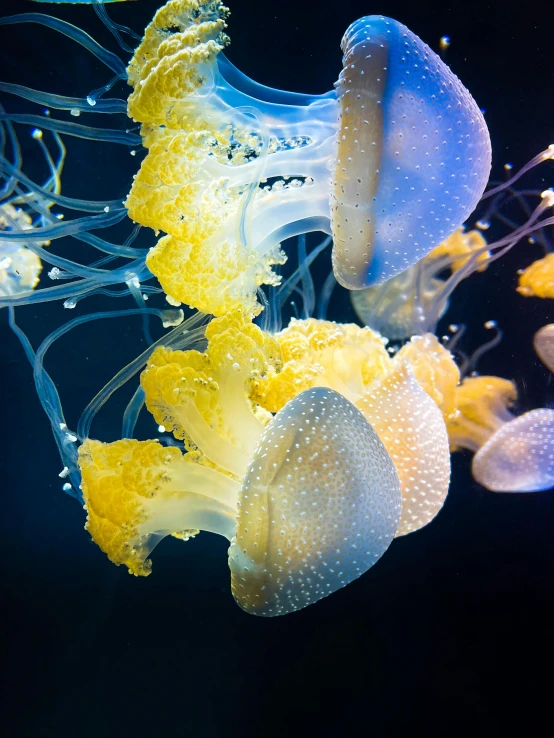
left=253, top=318, right=391, bottom=412
left=517, top=253, right=554, bottom=299
left=140, top=311, right=280, bottom=473
left=125, top=0, right=286, bottom=316
left=446, top=375, right=517, bottom=452
left=79, top=439, right=200, bottom=576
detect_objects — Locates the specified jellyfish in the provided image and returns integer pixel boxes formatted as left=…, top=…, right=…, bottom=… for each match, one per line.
left=252, top=318, right=454, bottom=535
left=447, top=376, right=554, bottom=492
left=0, top=203, right=43, bottom=298
left=350, top=226, right=489, bottom=340
left=121, top=0, right=491, bottom=317
left=534, top=324, right=554, bottom=374
left=0, top=121, right=68, bottom=299
left=0, top=0, right=493, bottom=319
left=517, top=252, right=554, bottom=299
left=348, top=148, right=554, bottom=341
left=79, top=312, right=402, bottom=615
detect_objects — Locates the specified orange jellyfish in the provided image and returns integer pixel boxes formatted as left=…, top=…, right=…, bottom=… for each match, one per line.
left=517, top=252, right=554, bottom=299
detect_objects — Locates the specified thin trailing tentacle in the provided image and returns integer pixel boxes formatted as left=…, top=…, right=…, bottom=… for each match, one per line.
left=0, top=14, right=127, bottom=77
left=67, top=231, right=147, bottom=259
left=63, top=284, right=162, bottom=310
left=93, top=1, right=141, bottom=56
left=481, top=145, right=554, bottom=200
left=8, top=307, right=82, bottom=499
left=29, top=131, right=65, bottom=203
left=86, top=75, right=125, bottom=107
left=0, top=208, right=128, bottom=243
left=0, top=113, right=22, bottom=200
left=126, top=274, right=154, bottom=345
left=75, top=311, right=207, bottom=441
left=465, top=321, right=504, bottom=376
left=317, top=269, right=337, bottom=320
left=257, top=287, right=271, bottom=333
left=0, top=113, right=140, bottom=145
left=75, top=228, right=147, bottom=259
left=269, top=278, right=282, bottom=334
left=87, top=254, right=120, bottom=270
left=277, top=235, right=331, bottom=305
left=1, top=158, right=121, bottom=211
left=297, top=234, right=315, bottom=319
left=0, top=82, right=127, bottom=115
left=122, top=385, right=146, bottom=439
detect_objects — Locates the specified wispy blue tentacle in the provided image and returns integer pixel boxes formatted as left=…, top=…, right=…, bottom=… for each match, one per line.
left=1, top=156, right=123, bottom=212
left=0, top=114, right=22, bottom=200
left=122, top=385, right=145, bottom=439
left=0, top=265, right=149, bottom=308
left=0, top=113, right=140, bottom=145
left=8, top=307, right=81, bottom=499
left=0, top=82, right=127, bottom=115
left=0, top=208, right=127, bottom=242
left=75, top=309, right=192, bottom=441
left=0, top=14, right=127, bottom=77
left=93, top=1, right=141, bottom=56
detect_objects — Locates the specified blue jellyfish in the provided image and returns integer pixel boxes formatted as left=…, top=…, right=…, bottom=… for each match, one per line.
left=119, top=1, right=492, bottom=316
left=2, top=0, right=492, bottom=319
left=331, top=15, right=491, bottom=288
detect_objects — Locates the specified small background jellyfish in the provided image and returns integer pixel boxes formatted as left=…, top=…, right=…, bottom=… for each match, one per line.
left=0, top=203, right=44, bottom=298
left=1, top=1, right=554, bottom=737
left=534, top=324, right=554, bottom=374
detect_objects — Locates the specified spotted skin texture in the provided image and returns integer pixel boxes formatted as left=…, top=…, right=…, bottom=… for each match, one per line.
left=472, top=409, right=554, bottom=493
left=395, top=334, right=460, bottom=421
left=229, top=387, right=401, bottom=617
left=356, top=363, right=450, bottom=536
left=332, top=16, right=491, bottom=289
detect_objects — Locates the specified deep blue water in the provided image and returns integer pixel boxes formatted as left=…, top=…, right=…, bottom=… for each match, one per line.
left=0, top=1, right=553, bottom=736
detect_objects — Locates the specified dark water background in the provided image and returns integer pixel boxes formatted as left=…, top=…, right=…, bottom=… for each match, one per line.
left=0, top=0, right=553, bottom=736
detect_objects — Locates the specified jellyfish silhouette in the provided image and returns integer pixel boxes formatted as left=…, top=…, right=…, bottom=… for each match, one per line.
left=448, top=376, right=554, bottom=492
